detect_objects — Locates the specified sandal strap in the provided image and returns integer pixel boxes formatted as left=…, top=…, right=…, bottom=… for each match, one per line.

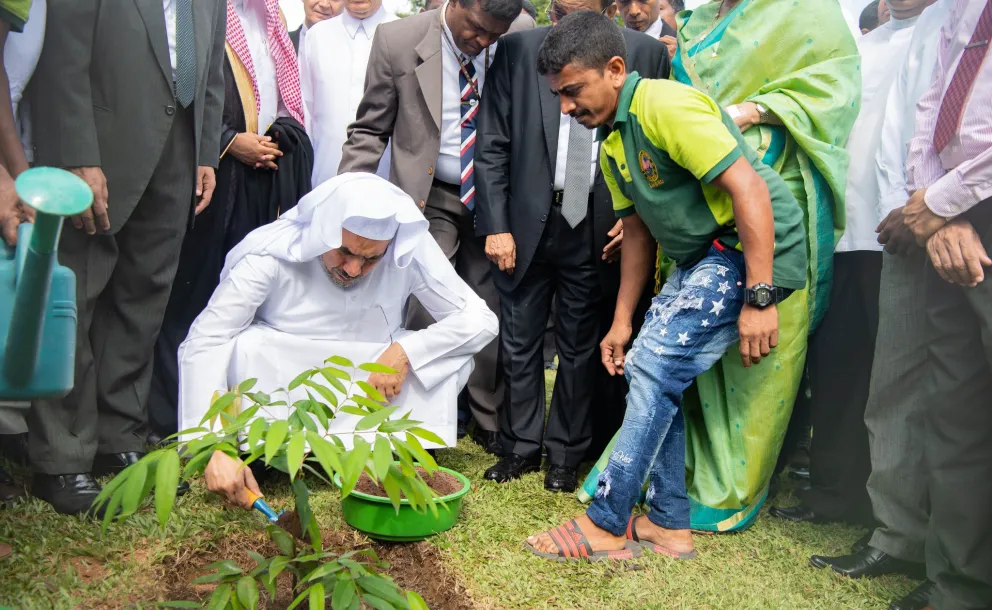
left=565, top=520, right=594, bottom=557
left=626, top=516, right=640, bottom=542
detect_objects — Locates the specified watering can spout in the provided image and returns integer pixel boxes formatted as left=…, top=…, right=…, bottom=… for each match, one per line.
left=2, top=168, right=92, bottom=393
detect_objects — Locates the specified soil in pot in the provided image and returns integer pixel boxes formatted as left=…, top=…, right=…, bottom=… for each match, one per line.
left=354, top=467, right=464, bottom=498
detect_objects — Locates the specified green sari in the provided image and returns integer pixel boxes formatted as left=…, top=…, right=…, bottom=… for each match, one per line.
left=578, top=0, right=860, bottom=532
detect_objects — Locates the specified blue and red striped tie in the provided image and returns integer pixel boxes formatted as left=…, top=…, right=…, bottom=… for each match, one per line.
left=459, top=59, right=478, bottom=210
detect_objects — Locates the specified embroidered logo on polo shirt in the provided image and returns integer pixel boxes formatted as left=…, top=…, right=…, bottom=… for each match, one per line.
left=638, top=150, right=664, bottom=188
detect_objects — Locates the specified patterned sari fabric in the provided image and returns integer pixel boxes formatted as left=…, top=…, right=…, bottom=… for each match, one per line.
left=579, top=0, right=860, bottom=531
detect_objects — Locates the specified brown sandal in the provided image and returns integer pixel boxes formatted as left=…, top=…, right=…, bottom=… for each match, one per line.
left=526, top=519, right=643, bottom=562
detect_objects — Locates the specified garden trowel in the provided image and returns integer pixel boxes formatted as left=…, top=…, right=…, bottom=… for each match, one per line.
left=246, top=491, right=305, bottom=540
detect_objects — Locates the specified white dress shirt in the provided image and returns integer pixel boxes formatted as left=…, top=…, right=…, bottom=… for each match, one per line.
left=296, top=21, right=309, bottom=58
left=233, top=0, right=290, bottom=134
left=436, top=2, right=495, bottom=185
left=836, top=15, right=921, bottom=252
left=552, top=115, right=599, bottom=192
left=876, top=0, right=952, bottom=220
left=163, top=0, right=176, bottom=73
left=643, top=18, right=665, bottom=38
left=301, top=7, right=396, bottom=185
left=5, top=0, right=45, bottom=162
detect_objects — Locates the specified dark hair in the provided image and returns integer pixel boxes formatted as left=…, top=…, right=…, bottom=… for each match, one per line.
left=859, top=0, right=880, bottom=32
left=458, top=0, right=524, bottom=22
left=667, top=0, right=685, bottom=12
left=536, top=11, right=626, bottom=76
left=521, top=0, right=537, bottom=19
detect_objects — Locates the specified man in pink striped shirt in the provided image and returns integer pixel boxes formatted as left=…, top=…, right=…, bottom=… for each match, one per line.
left=902, top=0, right=992, bottom=608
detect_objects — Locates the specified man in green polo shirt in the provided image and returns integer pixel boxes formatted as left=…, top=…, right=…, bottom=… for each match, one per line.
left=524, top=11, right=806, bottom=562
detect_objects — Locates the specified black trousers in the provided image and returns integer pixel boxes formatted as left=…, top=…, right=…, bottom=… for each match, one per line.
left=924, top=222, right=992, bottom=610
left=801, top=251, right=882, bottom=524
left=497, top=198, right=602, bottom=467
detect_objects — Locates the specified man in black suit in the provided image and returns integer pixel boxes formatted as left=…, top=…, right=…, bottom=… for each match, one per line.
left=475, top=0, right=670, bottom=492
left=289, top=0, right=342, bottom=52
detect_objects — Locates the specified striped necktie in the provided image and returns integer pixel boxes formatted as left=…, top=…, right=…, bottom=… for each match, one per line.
left=175, top=0, right=196, bottom=108
left=459, top=58, right=478, bottom=210
left=933, top=0, right=992, bottom=152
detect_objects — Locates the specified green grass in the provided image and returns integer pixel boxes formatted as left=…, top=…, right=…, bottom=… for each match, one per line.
left=0, top=373, right=916, bottom=609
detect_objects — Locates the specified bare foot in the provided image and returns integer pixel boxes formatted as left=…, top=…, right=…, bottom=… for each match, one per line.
left=527, top=514, right=627, bottom=555
left=633, top=515, right=695, bottom=555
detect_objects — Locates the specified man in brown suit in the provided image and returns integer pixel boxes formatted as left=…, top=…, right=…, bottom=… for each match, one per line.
left=339, top=0, right=525, bottom=452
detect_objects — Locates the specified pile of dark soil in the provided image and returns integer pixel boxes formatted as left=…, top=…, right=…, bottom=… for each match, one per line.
left=355, top=467, right=464, bottom=498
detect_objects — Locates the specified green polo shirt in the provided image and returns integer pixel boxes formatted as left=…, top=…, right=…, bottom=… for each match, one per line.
left=600, top=73, right=807, bottom=290
left=0, top=0, right=31, bottom=32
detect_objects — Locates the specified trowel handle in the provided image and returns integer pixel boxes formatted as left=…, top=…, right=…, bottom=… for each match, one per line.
left=247, top=492, right=280, bottom=522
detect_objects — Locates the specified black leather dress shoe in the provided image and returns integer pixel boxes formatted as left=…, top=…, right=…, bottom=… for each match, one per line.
left=544, top=465, right=578, bottom=493
left=146, top=431, right=166, bottom=448
left=483, top=454, right=541, bottom=483
left=94, top=451, right=190, bottom=497
left=32, top=473, right=105, bottom=516
left=0, top=464, right=25, bottom=504
left=470, top=428, right=504, bottom=456
left=851, top=532, right=872, bottom=554
left=889, top=580, right=935, bottom=610
left=769, top=504, right=824, bottom=523
left=809, top=546, right=926, bottom=580
left=456, top=420, right=468, bottom=439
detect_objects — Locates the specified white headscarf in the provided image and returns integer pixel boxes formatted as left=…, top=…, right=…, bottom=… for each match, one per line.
left=221, top=173, right=430, bottom=281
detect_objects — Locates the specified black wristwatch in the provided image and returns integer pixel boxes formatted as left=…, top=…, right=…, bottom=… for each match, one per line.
left=744, top=283, right=786, bottom=308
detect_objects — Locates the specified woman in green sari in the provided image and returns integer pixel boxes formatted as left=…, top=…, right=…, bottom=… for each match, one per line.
left=579, top=0, right=861, bottom=531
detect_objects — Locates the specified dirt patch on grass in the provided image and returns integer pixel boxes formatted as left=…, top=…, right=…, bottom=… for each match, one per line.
left=158, top=528, right=474, bottom=610
left=69, top=557, right=109, bottom=584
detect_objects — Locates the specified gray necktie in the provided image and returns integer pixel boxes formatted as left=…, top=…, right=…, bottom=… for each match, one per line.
left=174, top=0, right=196, bottom=108
left=561, top=117, right=592, bottom=228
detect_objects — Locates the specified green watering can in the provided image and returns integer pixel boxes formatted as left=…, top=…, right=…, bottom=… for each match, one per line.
left=0, top=167, right=92, bottom=401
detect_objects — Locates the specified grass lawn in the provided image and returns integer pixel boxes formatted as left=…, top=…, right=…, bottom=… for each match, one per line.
left=0, top=372, right=918, bottom=609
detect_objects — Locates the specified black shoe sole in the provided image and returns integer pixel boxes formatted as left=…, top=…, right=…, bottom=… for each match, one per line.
left=483, top=463, right=540, bottom=483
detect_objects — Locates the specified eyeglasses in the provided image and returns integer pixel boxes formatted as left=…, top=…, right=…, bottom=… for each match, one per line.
left=546, top=2, right=614, bottom=23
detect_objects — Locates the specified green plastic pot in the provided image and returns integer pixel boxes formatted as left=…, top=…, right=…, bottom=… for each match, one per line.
left=333, top=466, right=471, bottom=542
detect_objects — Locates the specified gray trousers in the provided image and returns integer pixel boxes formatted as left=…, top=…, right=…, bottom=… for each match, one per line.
left=406, top=181, right=503, bottom=432
left=864, top=249, right=930, bottom=562
left=29, top=106, right=195, bottom=474
left=924, top=223, right=992, bottom=610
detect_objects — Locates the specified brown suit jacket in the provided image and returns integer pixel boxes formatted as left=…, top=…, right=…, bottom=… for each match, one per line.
left=338, top=9, right=446, bottom=209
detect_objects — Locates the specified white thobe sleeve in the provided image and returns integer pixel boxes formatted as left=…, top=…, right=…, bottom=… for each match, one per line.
left=178, top=254, right=279, bottom=435
left=395, top=240, right=498, bottom=392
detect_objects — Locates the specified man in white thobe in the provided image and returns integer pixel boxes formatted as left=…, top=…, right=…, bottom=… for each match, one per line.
left=300, top=0, right=395, bottom=186
left=772, top=0, right=939, bottom=526
left=178, top=173, right=498, bottom=447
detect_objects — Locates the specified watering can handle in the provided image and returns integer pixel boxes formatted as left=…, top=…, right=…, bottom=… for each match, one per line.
left=12, top=223, right=34, bottom=284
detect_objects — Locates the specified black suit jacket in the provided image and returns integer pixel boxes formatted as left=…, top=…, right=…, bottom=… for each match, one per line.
left=475, top=26, right=671, bottom=292
left=289, top=26, right=301, bottom=52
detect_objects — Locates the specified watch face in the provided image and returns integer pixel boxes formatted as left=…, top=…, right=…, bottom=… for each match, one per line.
left=755, top=286, right=772, bottom=306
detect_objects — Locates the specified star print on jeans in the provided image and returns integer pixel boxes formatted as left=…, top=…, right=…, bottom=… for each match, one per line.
left=701, top=319, right=710, bottom=327
left=653, top=346, right=666, bottom=355
left=659, top=327, right=668, bottom=337
left=710, top=298, right=726, bottom=316
left=677, top=332, right=690, bottom=346
left=716, top=265, right=729, bottom=277
left=717, top=281, right=731, bottom=295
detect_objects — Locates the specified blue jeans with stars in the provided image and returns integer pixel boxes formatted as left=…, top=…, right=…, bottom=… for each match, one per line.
left=586, top=244, right=746, bottom=534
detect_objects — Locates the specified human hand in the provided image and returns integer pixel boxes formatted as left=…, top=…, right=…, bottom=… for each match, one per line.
left=926, top=219, right=992, bottom=287
left=737, top=303, right=778, bottom=367
left=485, top=232, right=516, bottom=274
left=368, top=342, right=410, bottom=401
left=195, top=166, right=216, bottom=215
left=600, top=321, right=632, bottom=376
left=68, top=166, right=110, bottom=235
left=660, top=35, right=677, bottom=59
left=0, top=168, right=21, bottom=247
left=726, top=102, right=760, bottom=132
left=902, top=189, right=946, bottom=245
left=876, top=206, right=918, bottom=255
left=204, top=450, right=262, bottom=509
left=229, top=133, right=282, bottom=170
left=603, top=219, right=623, bottom=262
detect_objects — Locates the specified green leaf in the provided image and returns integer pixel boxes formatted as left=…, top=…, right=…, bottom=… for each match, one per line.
left=357, top=575, right=408, bottom=606
left=372, top=436, right=393, bottom=482
left=154, top=450, right=180, bottom=528
left=205, top=560, right=243, bottom=576
left=356, top=380, right=387, bottom=403
left=406, top=591, right=430, bottom=610
left=207, top=583, right=232, bottom=610
left=358, top=362, right=398, bottom=374
left=236, top=576, right=259, bottom=610
left=265, top=420, right=289, bottom=465
left=246, top=418, right=267, bottom=451
left=287, top=430, right=306, bottom=481
left=268, top=555, right=289, bottom=580
left=288, top=368, right=315, bottom=391
left=295, top=406, right=319, bottom=433
left=99, top=488, right=123, bottom=535
left=332, top=579, right=357, bottom=609
left=377, top=419, right=419, bottom=434
left=326, top=355, right=355, bottom=369
left=409, top=426, right=445, bottom=446
left=307, top=513, right=323, bottom=551
left=317, top=368, right=348, bottom=395
left=307, top=432, right=343, bottom=479
left=382, top=469, right=404, bottom=514
left=269, top=526, right=295, bottom=557
left=237, top=378, right=258, bottom=393
left=340, top=437, right=372, bottom=496
left=311, top=401, right=330, bottom=429
left=244, top=391, right=271, bottom=405
left=352, top=395, right=386, bottom=412
left=355, top=406, right=398, bottom=431
left=183, top=448, right=216, bottom=479
left=361, top=593, right=394, bottom=610
left=309, top=583, right=325, bottom=610
left=302, top=379, right=341, bottom=409
left=338, top=406, right=369, bottom=417
left=403, top=434, right=437, bottom=471
left=286, top=587, right=309, bottom=610
left=292, top=478, right=313, bottom=544
left=200, top=392, right=236, bottom=426
left=120, top=461, right=148, bottom=516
